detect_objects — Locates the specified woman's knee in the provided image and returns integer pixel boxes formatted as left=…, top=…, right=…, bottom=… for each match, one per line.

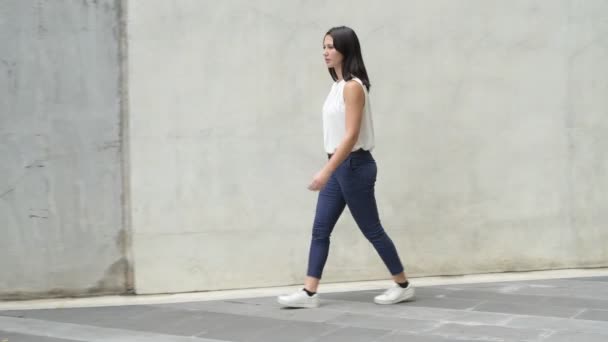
left=362, top=226, right=387, bottom=242
left=311, top=226, right=331, bottom=241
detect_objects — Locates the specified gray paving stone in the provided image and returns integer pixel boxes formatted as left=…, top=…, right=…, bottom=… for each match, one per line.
left=398, top=306, right=514, bottom=326
left=227, top=296, right=282, bottom=307
left=544, top=331, right=608, bottom=342
left=319, top=299, right=511, bottom=325
left=574, top=309, right=608, bottom=322
left=377, top=331, right=478, bottom=342
left=494, top=279, right=608, bottom=300
left=574, top=276, right=608, bottom=282
left=155, top=299, right=263, bottom=316
left=3, top=276, right=608, bottom=341
left=0, top=331, right=80, bottom=342
left=329, top=287, right=472, bottom=302
left=195, top=313, right=292, bottom=341
left=389, top=306, right=466, bottom=321
left=240, top=320, right=338, bottom=342
left=413, top=287, right=456, bottom=295
left=517, top=287, right=608, bottom=301
left=473, top=300, right=583, bottom=318
left=507, top=316, right=608, bottom=335
left=533, top=278, right=608, bottom=286
left=439, top=281, right=528, bottom=290
left=0, top=310, right=25, bottom=318
left=440, top=311, right=514, bottom=326
left=157, top=300, right=344, bottom=323
left=0, top=316, right=228, bottom=342
left=427, top=288, right=543, bottom=304
left=315, top=326, right=392, bottom=342
left=317, top=299, right=415, bottom=316
left=0, top=305, right=157, bottom=327
left=314, top=299, right=513, bottom=327
left=444, top=279, right=606, bottom=296
left=254, top=306, right=345, bottom=323
left=533, top=295, right=608, bottom=310
left=404, top=297, right=483, bottom=310
left=326, top=312, right=437, bottom=333
left=423, top=287, right=608, bottom=310
left=107, top=308, right=213, bottom=335
left=427, top=322, right=547, bottom=341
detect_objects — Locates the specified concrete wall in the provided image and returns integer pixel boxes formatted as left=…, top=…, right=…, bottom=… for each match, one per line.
left=0, top=0, right=128, bottom=299
left=128, top=0, right=608, bottom=294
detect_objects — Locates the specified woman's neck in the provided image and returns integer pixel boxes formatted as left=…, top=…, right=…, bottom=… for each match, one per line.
left=334, top=65, right=343, bottom=81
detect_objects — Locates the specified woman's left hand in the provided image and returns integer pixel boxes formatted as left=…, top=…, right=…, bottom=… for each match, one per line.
left=308, top=169, right=331, bottom=191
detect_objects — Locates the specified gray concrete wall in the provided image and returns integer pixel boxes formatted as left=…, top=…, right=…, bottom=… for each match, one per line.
left=0, top=0, right=128, bottom=299
left=128, top=0, right=608, bottom=294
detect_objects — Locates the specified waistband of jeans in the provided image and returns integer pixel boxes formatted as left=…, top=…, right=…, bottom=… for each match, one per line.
left=327, top=148, right=369, bottom=159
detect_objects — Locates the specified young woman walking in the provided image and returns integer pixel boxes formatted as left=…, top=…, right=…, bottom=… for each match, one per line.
left=278, top=26, right=415, bottom=308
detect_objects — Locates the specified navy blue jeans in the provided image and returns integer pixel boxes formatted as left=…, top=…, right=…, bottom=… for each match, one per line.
left=306, top=150, right=405, bottom=279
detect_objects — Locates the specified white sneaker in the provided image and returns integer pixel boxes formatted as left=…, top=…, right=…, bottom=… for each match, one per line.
left=277, top=289, right=320, bottom=308
left=374, top=283, right=415, bottom=305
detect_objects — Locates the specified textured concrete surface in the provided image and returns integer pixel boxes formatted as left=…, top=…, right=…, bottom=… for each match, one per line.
left=128, top=0, right=608, bottom=295
left=0, top=0, right=128, bottom=299
left=2, top=276, right=608, bottom=341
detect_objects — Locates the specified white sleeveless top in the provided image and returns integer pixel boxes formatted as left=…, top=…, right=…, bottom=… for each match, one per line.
left=322, top=77, right=375, bottom=154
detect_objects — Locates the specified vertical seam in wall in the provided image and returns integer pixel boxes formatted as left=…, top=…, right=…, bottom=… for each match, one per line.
left=565, top=0, right=575, bottom=248
left=117, top=0, right=135, bottom=294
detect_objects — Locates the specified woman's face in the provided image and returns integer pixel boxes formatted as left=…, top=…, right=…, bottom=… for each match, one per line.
left=323, top=35, right=343, bottom=69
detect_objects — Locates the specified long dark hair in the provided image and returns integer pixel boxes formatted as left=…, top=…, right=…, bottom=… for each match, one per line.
left=325, top=26, right=371, bottom=91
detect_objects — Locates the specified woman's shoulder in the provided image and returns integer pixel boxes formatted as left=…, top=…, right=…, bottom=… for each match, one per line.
left=343, top=79, right=366, bottom=104
left=344, top=77, right=366, bottom=93
left=347, top=76, right=363, bottom=84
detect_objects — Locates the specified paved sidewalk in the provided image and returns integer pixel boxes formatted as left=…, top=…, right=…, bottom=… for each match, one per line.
left=1, top=276, right=608, bottom=341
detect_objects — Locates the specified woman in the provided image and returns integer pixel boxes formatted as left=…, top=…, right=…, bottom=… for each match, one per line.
left=278, top=26, right=414, bottom=308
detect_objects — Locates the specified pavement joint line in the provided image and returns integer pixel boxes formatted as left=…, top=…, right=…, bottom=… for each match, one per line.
left=570, top=308, right=588, bottom=319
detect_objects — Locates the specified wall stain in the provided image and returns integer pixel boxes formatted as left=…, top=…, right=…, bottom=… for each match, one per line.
left=0, top=258, right=130, bottom=301
left=115, top=228, right=126, bottom=251
left=88, top=257, right=129, bottom=294
left=0, top=188, right=15, bottom=199
left=25, top=160, right=46, bottom=168
left=28, top=208, right=49, bottom=219
left=97, top=140, right=121, bottom=151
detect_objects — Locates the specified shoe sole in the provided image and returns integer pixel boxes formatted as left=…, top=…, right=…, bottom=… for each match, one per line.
left=277, top=298, right=320, bottom=308
left=374, top=296, right=415, bottom=305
